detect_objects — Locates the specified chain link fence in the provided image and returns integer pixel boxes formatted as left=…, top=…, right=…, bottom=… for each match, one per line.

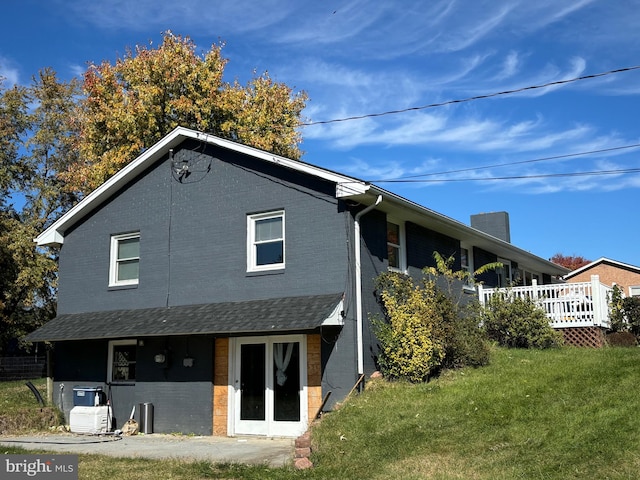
left=0, top=356, right=47, bottom=381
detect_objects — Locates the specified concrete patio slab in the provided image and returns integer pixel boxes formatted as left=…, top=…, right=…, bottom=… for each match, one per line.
left=0, top=433, right=294, bottom=467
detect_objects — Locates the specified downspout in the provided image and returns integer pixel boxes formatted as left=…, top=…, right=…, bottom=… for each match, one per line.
left=354, top=195, right=383, bottom=376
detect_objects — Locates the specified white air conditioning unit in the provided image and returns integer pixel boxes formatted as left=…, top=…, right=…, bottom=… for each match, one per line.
left=69, top=406, right=112, bottom=434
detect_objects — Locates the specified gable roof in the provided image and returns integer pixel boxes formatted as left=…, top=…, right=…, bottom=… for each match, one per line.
left=564, top=257, right=640, bottom=279
left=36, top=127, right=567, bottom=276
left=36, top=127, right=368, bottom=246
left=24, top=293, right=344, bottom=342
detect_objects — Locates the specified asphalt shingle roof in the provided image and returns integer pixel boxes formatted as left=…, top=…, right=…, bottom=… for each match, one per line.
left=25, top=293, right=344, bottom=342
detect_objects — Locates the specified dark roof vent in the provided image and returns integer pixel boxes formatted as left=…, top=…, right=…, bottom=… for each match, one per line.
left=471, top=212, right=511, bottom=243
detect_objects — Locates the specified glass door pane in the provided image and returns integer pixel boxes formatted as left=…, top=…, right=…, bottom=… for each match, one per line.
left=240, top=343, right=265, bottom=421
left=273, top=342, right=300, bottom=422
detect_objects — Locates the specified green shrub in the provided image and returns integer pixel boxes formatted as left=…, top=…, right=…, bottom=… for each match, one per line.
left=624, top=297, right=640, bottom=336
left=372, top=272, right=446, bottom=382
left=606, top=331, right=637, bottom=347
left=481, top=292, right=563, bottom=349
left=608, top=287, right=640, bottom=336
left=371, top=253, right=491, bottom=382
left=441, top=305, right=492, bottom=369
left=608, top=285, right=626, bottom=332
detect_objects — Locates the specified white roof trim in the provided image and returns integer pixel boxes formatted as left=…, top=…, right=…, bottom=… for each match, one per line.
left=35, top=127, right=367, bottom=246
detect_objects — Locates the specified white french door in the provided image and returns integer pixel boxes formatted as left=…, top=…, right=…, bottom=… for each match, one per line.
left=230, top=335, right=308, bottom=437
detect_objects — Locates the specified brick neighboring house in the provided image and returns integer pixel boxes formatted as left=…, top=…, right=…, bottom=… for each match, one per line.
left=564, top=258, right=640, bottom=297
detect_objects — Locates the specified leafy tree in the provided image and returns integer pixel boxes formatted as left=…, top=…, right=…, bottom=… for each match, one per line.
left=0, top=70, right=79, bottom=353
left=63, top=31, right=308, bottom=194
left=1, top=34, right=308, bottom=351
left=550, top=253, right=590, bottom=271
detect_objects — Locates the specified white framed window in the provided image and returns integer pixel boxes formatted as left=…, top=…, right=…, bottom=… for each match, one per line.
left=109, top=232, right=140, bottom=286
left=387, top=219, right=406, bottom=272
left=460, top=244, right=475, bottom=290
left=630, top=286, right=640, bottom=297
left=107, top=340, right=137, bottom=383
left=247, top=211, right=285, bottom=272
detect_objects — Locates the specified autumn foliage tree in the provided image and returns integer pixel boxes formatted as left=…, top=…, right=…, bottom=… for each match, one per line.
left=550, top=253, right=591, bottom=271
left=1, top=32, right=307, bottom=351
left=64, top=31, right=308, bottom=194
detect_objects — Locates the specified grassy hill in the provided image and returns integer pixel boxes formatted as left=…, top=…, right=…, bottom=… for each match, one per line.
left=3, top=347, right=640, bottom=479
left=310, top=346, right=640, bottom=479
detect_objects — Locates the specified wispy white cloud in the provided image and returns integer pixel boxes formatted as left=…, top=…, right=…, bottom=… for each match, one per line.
left=518, top=0, right=598, bottom=32
left=0, top=55, right=20, bottom=86
left=63, top=0, right=294, bottom=34
left=494, top=51, right=521, bottom=81
left=42, top=0, right=640, bottom=198
left=69, top=64, right=86, bottom=79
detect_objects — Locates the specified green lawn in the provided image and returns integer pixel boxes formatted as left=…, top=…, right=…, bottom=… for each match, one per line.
left=3, top=347, right=640, bottom=479
left=0, top=378, right=62, bottom=434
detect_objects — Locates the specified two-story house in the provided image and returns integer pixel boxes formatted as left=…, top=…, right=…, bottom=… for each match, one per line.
left=26, top=127, right=567, bottom=437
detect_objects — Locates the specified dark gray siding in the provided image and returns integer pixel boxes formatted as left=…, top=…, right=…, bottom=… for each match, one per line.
left=473, top=247, right=499, bottom=287
left=53, top=335, right=214, bottom=435
left=54, top=140, right=353, bottom=433
left=406, top=221, right=460, bottom=274
left=358, top=214, right=465, bottom=376
left=57, top=140, right=350, bottom=314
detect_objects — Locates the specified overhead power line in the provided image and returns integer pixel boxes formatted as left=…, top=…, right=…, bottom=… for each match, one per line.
left=300, top=65, right=640, bottom=127
left=372, top=143, right=640, bottom=181
left=374, top=167, right=640, bottom=184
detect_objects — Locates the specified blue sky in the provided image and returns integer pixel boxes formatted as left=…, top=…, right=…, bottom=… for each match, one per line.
left=3, top=0, right=640, bottom=267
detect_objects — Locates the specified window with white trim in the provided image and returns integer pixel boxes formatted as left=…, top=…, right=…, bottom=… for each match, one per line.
left=109, top=232, right=140, bottom=286
left=630, top=286, right=640, bottom=297
left=387, top=220, right=406, bottom=272
left=247, top=211, right=285, bottom=272
left=460, top=244, right=475, bottom=289
left=108, top=340, right=137, bottom=383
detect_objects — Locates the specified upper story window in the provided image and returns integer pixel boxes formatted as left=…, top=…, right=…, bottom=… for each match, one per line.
left=247, top=211, right=285, bottom=272
left=630, top=286, right=640, bottom=297
left=387, top=220, right=405, bottom=272
left=108, top=339, right=136, bottom=383
left=110, top=232, right=140, bottom=286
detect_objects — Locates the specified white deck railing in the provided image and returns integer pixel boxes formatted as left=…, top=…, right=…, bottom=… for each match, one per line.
left=477, top=275, right=612, bottom=329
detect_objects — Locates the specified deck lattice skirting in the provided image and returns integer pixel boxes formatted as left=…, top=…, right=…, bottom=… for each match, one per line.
left=560, top=326, right=606, bottom=348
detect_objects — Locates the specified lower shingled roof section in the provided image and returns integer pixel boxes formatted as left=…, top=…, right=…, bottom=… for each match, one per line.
left=24, top=293, right=344, bottom=342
